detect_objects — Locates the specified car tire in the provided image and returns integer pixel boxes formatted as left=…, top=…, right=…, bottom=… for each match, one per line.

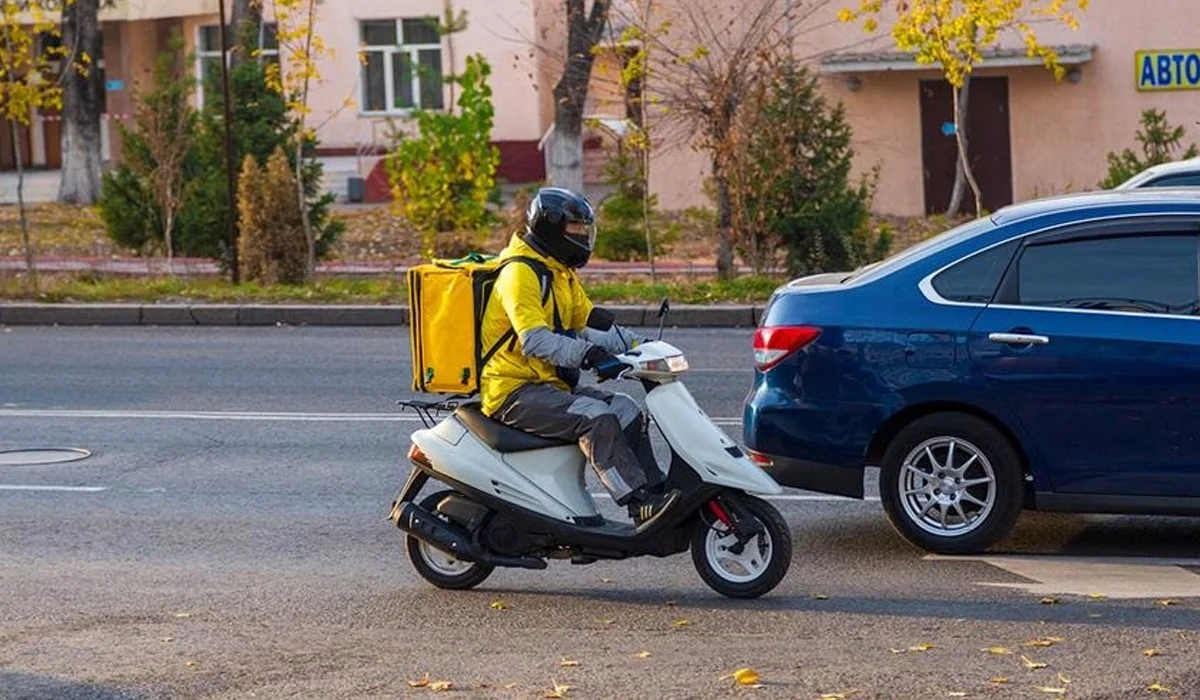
left=879, top=413, right=1023, bottom=555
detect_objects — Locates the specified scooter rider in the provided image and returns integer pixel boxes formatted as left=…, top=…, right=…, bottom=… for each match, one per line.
left=479, top=187, right=680, bottom=526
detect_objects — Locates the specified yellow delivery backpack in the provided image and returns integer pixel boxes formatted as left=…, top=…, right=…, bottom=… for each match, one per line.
left=407, top=252, right=552, bottom=394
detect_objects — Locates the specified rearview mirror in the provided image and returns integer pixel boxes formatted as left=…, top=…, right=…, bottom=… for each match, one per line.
left=586, top=307, right=615, bottom=331
left=656, top=297, right=670, bottom=340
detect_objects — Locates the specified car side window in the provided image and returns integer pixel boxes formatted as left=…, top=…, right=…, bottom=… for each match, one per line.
left=931, top=240, right=1018, bottom=304
left=1143, top=173, right=1200, bottom=188
left=1015, top=234, right=1199, bottom=315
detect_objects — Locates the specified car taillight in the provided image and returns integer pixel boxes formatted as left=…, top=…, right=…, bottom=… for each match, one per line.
left=753, top=325, right=821, bottom=371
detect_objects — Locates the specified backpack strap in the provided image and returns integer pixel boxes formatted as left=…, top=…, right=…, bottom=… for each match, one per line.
left=479, top=256, right=555, bottom=370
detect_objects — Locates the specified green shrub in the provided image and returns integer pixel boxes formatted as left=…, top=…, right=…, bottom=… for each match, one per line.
left=1100, top=108, right=1199, bottom=189
left=387, top=54, right=499, bottom=257
left=728, top=59, right=885, bottom=275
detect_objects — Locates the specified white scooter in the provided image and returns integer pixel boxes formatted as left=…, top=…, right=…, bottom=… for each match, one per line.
left=389, top=302, right=792, bottom=599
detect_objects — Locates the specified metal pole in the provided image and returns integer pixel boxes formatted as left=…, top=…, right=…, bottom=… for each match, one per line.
left=217, top=0, right=241, bottom=283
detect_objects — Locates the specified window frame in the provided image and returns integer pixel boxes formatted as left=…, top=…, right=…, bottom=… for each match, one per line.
left=196, top=22, right=280, bottom=110
left=929, top=238, right=1020, bottom=305
left=992, top=217, right=1200, bottom=317
left=1142, top=172, right=1200, bottom=188
left=358, top=17, right=444, bottom=115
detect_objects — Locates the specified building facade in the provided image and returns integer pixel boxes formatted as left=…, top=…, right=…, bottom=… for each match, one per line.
left=8, top=1, right=1200, bottom=217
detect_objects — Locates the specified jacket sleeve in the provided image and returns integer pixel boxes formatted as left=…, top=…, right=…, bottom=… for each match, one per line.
left=581, top=324, right=642, bottom=354
left=496, top=263, right=591, bottom=368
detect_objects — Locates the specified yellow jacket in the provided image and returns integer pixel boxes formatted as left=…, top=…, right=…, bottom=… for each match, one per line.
left=479, top=235, right=594, bottom=415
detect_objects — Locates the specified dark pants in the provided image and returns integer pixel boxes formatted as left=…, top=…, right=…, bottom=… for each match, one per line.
left=495, top=383, right=664, bottom=505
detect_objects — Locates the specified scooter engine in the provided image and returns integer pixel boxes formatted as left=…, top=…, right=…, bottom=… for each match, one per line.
left=482, top=515, right=536, bottom=556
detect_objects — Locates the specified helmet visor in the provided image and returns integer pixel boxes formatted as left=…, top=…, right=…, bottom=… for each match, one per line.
left=565, top=220, right=597, bottom=252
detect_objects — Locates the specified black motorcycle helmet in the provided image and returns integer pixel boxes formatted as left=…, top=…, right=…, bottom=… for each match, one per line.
left=522, top=187, right=597, bottom=268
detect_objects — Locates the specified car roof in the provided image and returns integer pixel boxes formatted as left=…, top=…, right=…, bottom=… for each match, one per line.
left=989, top=188, right=1200, bottom=226
left=1116, top=157, right=1200, bottom=188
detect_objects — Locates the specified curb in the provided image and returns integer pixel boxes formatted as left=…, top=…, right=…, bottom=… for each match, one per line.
left=0, top=304, right=762, bottom=328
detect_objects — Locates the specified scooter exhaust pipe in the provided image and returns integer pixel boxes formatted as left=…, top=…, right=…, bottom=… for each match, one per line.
left=395, top=502, right=547, bottom=571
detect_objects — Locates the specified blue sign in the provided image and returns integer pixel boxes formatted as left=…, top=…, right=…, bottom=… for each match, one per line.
left=1136, top=50, right=1200, bottom=91
left=940, top=121, right=957, bottom=136
left=105, top=79, right=124, bottom=92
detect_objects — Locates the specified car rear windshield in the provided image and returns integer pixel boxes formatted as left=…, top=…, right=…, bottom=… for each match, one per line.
left=846, top=216, right=996, bottom=285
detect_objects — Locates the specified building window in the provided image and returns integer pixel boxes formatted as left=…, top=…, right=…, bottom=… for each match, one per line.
left=360, top=18, right=443, bottom=114
left=198, top=22, right=280, bottom=108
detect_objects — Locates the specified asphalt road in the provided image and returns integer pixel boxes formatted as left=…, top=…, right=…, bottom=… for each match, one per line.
left=2, top=326, right=1199, bottom=700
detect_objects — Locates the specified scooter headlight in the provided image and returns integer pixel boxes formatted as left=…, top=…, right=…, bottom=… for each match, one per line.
left=641, top=355, right=689, bottom=374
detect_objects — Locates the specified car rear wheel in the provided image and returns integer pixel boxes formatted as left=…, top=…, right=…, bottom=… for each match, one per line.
left=879, top=413, right=1023, bottom=555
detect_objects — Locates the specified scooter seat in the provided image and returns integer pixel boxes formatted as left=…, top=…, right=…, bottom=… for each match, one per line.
left=455, top=404, right=575, bottom=453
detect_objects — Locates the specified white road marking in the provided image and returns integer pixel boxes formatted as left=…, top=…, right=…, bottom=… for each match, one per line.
left=590, top=492, right=878, bottom=502
left=0, top=484, right=107, bottom=492
left=0, top=408, right=744, bottom=426
left=924, top=553, right=1200, bottom=599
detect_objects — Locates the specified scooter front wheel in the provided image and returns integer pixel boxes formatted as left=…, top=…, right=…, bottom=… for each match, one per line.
left=406, top=490, right=494, bottom=590
left=691, top=494, right=792, bottom=599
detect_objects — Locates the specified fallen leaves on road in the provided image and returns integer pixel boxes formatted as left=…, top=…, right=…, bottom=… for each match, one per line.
left=430, top=681, right=454, bottom=692
left=407, top=674, right=430, bottom=688
left=989, top=677, right=1009, bottom=685
left=818, top=693, right=856, bottom=700
left=1037, top=687, right=1066, bottom=695
left=1087, top=593, right=1106, bottom=600
left=559, top=659, right=580, bottom=668
left=160, top=637, right=173, bottom=644
left=1020, top=655, right=1048, bottom=670
left=185, top=661, right=198, bottom=669
left=1025, top=638, right=1061, bottom=648
left=634, top=651, right=651, bottom=659
left=813, top=594, right=829, bottom=600
left=982, top=647, right=1012, bottom=655
left=1155, top=599, right=1178, bottom=607
left=173, top=612, right=192, bottom=618
left=490, top=600, right=508, bottom=611
left=1144, top=649, right=1162, bottom=657
left=947, top=692, right=968, bottom=698
left=1148, top=681, right=1172, bottom=693
left=909, top=643, right=936, bottom=652
left=600, top=577, right=614, bottom=584
left=545, top=678, right=571, bottom=698
left=597, top=618, right=614, bottom=625
left=721, top=668, right=761, bottom=687
left=888, top=648, right=905, bottom=654
left=1039, top=597, right=1060, bottom=605
left=672, top=619, right=691, bottom=628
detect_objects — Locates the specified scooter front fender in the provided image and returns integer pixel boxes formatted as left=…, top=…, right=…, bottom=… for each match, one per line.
left=647, top=381, right=783, bottom=496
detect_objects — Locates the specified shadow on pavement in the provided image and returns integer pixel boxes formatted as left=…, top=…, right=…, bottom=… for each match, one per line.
left=0, top=672, right=151, bottom=700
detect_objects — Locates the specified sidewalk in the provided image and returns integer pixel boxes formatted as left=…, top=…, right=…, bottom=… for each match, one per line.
left=0, top=255, right=765, bottom=277
left=0, top=303, right=762, bottom=328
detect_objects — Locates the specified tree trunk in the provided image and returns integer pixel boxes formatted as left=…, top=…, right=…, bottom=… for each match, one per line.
left=231, top=0, right=264, bottom=63
left=13, top=120, right=36, bottom=292
left=713, top=158, right=735, bottom=280
left=947, top=77, right=982, bottom=217
left=547, top=0, right=610, bottom=191
left=164, top=209, right=175, bottom=276
left=58, top=0, right=103, bottom=205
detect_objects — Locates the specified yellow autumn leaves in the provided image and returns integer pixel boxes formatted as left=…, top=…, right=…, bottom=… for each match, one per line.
left=838, top=0, right=1090, bottom=88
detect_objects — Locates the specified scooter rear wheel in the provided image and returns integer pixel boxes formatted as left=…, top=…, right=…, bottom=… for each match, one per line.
left=691, top=494, right=792, bottom=599
left=406, top=490, right=494, bottom=590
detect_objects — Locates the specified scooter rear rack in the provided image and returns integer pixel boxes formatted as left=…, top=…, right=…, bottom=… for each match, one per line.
left=396, top=396, right=472, bottom=428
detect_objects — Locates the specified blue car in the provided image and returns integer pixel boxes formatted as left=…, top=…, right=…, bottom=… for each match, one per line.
left=743, top=189, right=1200, bottom=554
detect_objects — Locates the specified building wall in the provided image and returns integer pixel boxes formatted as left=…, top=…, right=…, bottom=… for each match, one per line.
left=539, top=0, right=1200, bottom=217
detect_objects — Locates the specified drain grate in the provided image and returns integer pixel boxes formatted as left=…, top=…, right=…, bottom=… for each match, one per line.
left=0, top=448, right=93, bottom=466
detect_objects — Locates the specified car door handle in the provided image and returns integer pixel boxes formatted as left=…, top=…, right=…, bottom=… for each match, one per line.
left=988, top=332, right=1049, bottom=346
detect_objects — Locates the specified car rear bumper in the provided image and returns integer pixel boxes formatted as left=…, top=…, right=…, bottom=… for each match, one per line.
left=753, top=452, right=865, bottom=499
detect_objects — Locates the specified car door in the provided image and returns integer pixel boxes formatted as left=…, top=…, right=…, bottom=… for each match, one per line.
left=967, top=217, right=1200, bottom=498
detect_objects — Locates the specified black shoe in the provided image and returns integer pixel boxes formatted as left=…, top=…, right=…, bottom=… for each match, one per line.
left=629, top=489, right=681, bottom=527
